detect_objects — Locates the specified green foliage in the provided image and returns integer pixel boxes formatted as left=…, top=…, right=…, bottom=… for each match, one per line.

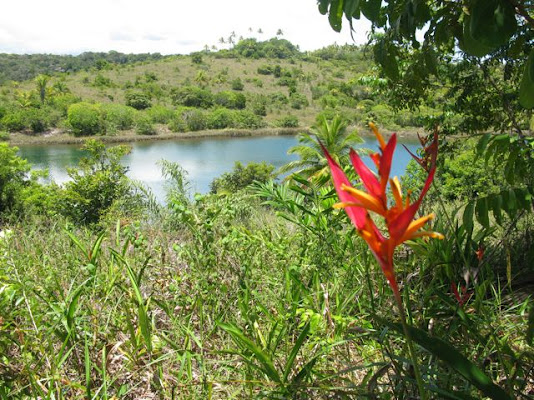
left=213, top=90, right=246, bottom=109
left=210, top=161, right=275, bottom=194
left=58, top=140, right=135, bottom=224
left=280, top=114, right=361, bottom=179
left=180, top=108, right=208, bottom=131
left=167, top=112, right=187, bottom=132
left=125, top=91, right=152, bottom=110
left=289, top=92, right=309, bottom=109
left=67, top=102, right=103, bottom=136
left=135, top=114, right=156, bottom=135
left=101, top=103, right=136, bottom=130
left=171, top=86, right=213, bottom=108
left=207, top=107, right=235, bottom=129
left=146, top=105, right=174, bottom=124
left=275, top=114, right=299, bottom=128
left=231, top=77, right=244, bottom=91
left=0, top=51, right=165, bottom=82
left=233, top=37, right=300, bottom=59
left=250, top=95, right=267, bottom=116
left=93, top=74, right=114, bottom=88
left=1, top=109, right=27, bottom=132
left=191, top=52, right=203, bottom=64
left=0, top=143, right=31, bottom=215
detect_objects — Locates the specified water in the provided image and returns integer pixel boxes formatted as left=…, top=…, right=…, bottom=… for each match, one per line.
left=17, top=135, right=420, bottom=201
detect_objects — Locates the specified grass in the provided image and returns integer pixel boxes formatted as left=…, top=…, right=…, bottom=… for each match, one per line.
left=1, top=180, right=532, bottom=398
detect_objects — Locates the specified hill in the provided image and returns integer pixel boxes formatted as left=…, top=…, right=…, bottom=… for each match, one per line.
left=0, top=38, right=437, bottom=143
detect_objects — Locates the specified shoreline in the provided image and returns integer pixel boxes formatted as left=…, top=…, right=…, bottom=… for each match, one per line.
left=7, top=125, right=424, bottom=147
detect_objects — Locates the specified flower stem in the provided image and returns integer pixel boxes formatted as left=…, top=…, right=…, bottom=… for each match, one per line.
left=394, top=291, right=428, bottom=400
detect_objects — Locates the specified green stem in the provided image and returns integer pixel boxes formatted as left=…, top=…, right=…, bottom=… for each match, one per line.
left=394, top=291, right=428, bottom=400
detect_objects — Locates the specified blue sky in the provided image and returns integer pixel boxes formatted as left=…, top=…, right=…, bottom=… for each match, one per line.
left=0, top=0, right=371, bottom=54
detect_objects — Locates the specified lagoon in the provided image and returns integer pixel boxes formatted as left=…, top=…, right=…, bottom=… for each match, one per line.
left=18, top=135, right=420, bottom=201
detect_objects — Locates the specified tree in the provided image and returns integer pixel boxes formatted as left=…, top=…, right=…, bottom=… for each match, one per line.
left=34, top=74, right=49, bottom=104
left=0, top=143, right=30, bottom=215
left=59, top=140, right=135, bottom=224
left=279, top=115, right=362, bottom=179
left=317, top=0, right=534, bottom=131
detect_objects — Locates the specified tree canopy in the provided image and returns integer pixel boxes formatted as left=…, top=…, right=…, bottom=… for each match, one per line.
left=318, top=0, right=534, bottom=133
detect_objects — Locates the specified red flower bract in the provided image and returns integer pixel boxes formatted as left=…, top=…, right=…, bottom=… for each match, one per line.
left=321, top=123, right=443, bottom=299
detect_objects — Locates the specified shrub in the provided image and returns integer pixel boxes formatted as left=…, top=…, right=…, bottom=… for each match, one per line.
left=290, top=92, right=309, bottom=109
left=26, top=108, right=50, bottom=133
left=146, top=105, right=174, bottom=123
left=0, top=131, right=9, bottom=141
left=135, top=114, right=156, bottom=135
left=269, top=92, right=289, bottom=105
left=231, top=78, right=244, bottom=91
left=0, top=143, right=31, bottom=214
left=257, top=65, right=273, bottom=75
left=93, top=74, right=114, bottom=88
left=233, top=110, right=265, bottom=129
left=250, top=96, right=267, bottom=116
left=125, top=91, right=152, bottom=110
left=168, top=113, right=187, bottom=132
left=49, top=93, right=81, bottom=117
left=181, top=108, right=208, bottom=131
left=214, top=91, right=246, bottom=109
left=207, top=108, right=236, bottom=129
left=1, top=110, right=27, bottom=132
left=210, top=161, right=275, bottom=194
left=58, top=140, right=134, bottom=224
left=102, top=103, right=136, bottom=130
left=191, top=52, right=203, bottom=64
left=67, top=102, right=103, bottom=136
left=275, top=115, right=299, bottom=128
left=171, top=86, right=213, bottom=108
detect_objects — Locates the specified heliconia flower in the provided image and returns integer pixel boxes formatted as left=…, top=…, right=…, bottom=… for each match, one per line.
left=403, top=129, right=439, bottom=173
left=475, top=245, right=484, bottom=261
left=451, top=282, right=471, bottom=307
left=321, top=123, right=443, bottom=300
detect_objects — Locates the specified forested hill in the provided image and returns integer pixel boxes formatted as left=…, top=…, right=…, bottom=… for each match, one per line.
left=0, top=51, right=167, bottom=83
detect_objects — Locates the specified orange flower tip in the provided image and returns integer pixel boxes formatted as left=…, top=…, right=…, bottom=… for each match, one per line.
left=340, top=185, right=386, bottom=215
left=369, top=122, right=386, bottom=150
left=333, top=202, right=350, bottom=209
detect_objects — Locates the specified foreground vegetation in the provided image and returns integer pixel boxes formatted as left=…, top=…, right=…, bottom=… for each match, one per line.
left=0, top=117, right=533, bottom=398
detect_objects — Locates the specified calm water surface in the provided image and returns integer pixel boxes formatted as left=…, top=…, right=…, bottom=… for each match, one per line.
left=18, top=135, right=420, bottom=202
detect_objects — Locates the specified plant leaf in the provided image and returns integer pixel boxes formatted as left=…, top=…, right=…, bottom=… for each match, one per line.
left=382, top=320, right=512, bottom=400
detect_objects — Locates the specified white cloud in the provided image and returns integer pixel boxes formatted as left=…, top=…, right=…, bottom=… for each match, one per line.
left=0, top=0, right=371, bottom=54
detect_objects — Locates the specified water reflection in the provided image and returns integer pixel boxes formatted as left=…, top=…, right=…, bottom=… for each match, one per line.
left=18, top=135, right=420, bottom=202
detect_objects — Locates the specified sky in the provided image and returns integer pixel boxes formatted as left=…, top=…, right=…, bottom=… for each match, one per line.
left=0, top=0, right=371, bottom=55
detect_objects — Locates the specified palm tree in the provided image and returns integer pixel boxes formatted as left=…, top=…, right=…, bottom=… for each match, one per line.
left=34, top=74, right=49, bottom=104
left=279, top=115, right=363, bottom=180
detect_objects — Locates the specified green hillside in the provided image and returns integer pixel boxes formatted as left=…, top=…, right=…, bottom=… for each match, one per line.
left=0, top=39, right=437, bottom=143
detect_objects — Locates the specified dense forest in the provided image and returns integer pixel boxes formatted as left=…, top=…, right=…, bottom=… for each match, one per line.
left=1, top=0, right=534, bottom=398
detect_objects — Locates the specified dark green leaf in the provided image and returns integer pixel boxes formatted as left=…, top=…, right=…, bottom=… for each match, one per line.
left=459, top=17, right=494, bottom=57
left=463, top=202, right=475, bottom=233
left=489, top=194, right=503, bottom=225
left=283, top=322, right=310, bottom=382
left=361, top=0, right=382, bottom=22
left=318, top=0, right=330, bottom=15
left=218, top=322, right=281, bottom=383
left=475, top=197, right=489, bottom=229
left=328, top=0, right=344, bottom=32
left=519, top=49, right=534, bottom=109
left=527, top=300, right=534, bottom=346
left=475, top=134, right=492, bottom=157
left=469, top=0, right=517, bottom=50
left=383, top=320, right=512, bottom=400
left=343, top=0, right=361, bottom=19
